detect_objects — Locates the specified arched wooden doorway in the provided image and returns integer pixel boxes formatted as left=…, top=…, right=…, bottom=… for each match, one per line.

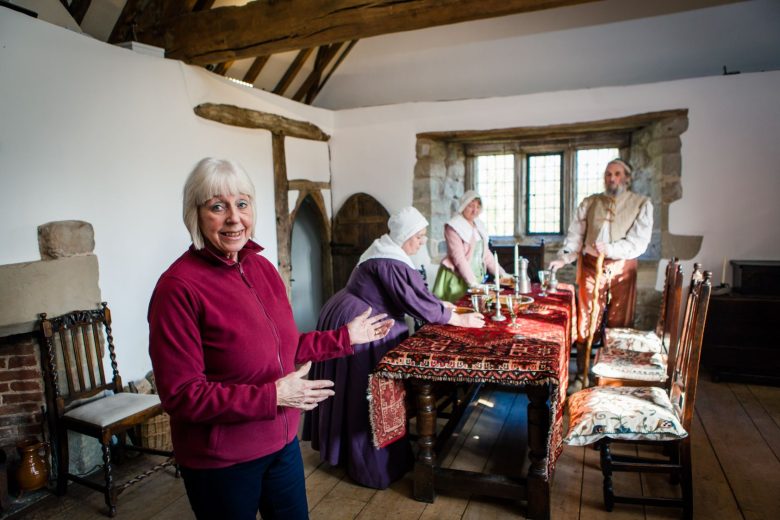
left=331, top=193, right=390, bottom=291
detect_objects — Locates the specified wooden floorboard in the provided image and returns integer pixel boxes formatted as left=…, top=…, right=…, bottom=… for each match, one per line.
left=740, top=384, right=780, bottom=461
left=10, top=375, right=780, bottom=520
left=550, top=443, right=584, bottom=518
left=689, top=411, right=742, bottom=519
left=696, top=376, right=780, bottom=520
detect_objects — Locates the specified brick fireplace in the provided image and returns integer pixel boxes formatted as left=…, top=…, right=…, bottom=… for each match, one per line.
left=0, top=220, right=101, bottom=505
left=0, top=335, right=45, bottom=447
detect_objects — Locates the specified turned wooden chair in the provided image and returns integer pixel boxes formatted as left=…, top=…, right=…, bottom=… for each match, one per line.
left=39, top=303, right=174, bottom=517
left=565, top=270, right=712, bottom=519
left=591, top=259, right=687, bottom=388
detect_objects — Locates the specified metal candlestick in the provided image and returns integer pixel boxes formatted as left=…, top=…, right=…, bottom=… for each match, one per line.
left=491, top=288, right=506, bottom=322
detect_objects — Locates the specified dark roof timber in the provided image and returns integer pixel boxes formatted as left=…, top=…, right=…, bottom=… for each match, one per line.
left=130, top=0, right=601, bottom=66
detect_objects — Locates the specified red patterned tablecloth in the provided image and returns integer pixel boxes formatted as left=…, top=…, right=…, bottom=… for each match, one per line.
left=369, top=283, right=575, bottom=479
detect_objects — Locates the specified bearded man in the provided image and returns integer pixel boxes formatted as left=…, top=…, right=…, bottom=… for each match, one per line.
left=549, top=158, right=652, bottom=390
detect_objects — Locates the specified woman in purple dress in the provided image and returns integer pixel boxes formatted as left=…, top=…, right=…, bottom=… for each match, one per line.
left=303, top=206, right=484, bottom=489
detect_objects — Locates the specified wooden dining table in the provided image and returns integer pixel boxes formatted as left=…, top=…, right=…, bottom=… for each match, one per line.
left=368, top=283, right=575, bottom=520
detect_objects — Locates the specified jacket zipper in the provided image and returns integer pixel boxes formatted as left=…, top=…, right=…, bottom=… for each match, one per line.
left=237, top=261, right=289, bottom=442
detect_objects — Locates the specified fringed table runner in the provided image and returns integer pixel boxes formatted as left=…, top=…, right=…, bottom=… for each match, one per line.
left=369, top=283, right=575, bottom=479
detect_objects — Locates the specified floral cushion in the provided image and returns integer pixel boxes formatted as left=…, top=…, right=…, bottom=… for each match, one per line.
left=592, top=347, right=668, bottom=382
left=565, top=386, right=687, bottom=446
left=605, top=327, right=665, bottom=353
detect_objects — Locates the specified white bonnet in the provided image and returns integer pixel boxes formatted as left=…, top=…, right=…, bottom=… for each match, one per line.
left=388, top=206, right=429, bottom=246
left=457, top=190, right=482, bottom=214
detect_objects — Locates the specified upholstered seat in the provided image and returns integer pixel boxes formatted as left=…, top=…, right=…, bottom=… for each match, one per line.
left=64, top=393, right=162, bottom=427
left=593, top=260, right=686, bottom=388
left=603, top=327, right=664, bottom=353
left=565, top=386, right=685, bottom=446
left=591, top=347, right=667, bottom=382
left=602, top=257, right=682, bottom=356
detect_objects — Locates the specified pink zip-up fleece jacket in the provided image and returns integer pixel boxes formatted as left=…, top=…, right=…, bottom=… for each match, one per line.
left=148, top=240, right=352, bottom=469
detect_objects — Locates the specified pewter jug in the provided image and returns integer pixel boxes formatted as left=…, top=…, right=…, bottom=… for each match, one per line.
left=517, top=257, right=532, bottom=294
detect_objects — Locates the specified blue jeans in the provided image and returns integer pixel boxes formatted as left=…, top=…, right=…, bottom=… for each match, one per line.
left=180, top=439, right=308, bottom=520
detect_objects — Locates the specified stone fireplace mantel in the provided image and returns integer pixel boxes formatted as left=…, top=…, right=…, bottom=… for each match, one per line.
left=0, top=255, right=101, bottom=337
left=1, top=220, right=100, bottom=337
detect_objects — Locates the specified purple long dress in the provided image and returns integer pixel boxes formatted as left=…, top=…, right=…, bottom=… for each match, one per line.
left=303, top=258, right=451, bottom=489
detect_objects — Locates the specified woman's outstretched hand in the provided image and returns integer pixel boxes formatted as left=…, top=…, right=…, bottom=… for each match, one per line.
left=275, top=362, right=334, bottom=410
left=346, top=307, right=394, bottom=345
left=448, top=311, right=485, bottom=328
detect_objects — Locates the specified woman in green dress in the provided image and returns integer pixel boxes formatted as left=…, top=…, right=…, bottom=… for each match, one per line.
left=433, top=190, right=506, bottom=302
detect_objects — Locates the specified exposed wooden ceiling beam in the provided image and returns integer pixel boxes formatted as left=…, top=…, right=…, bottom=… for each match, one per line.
left=243, top=56, right=270, bottom=84
left=211, top=60, right=234, bottom=76
left=192, top=0, right=215, bottom=10
left=109, top=0, right=198, bottom=44
left=273, top=48, right=314, bottom=96
left=309, top=40, right=358, bottom=104
left=293, top=44, right=343, bottom=103
left=146, top=0, right=601, bottom=66
left=60, top=0, right=91, bottom=24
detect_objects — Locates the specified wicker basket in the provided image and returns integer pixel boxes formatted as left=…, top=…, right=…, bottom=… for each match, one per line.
left=139, top=412, right=173, bottom=452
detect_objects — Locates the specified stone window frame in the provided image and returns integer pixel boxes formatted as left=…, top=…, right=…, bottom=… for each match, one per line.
left=463, top=136, right=630, bottom=244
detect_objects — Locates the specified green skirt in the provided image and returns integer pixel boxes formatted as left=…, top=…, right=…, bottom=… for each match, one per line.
left=432, top=265, right=469, bottom=303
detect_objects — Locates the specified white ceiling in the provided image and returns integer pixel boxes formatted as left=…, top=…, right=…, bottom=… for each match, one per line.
left=14, top=0, right=780, bottom=110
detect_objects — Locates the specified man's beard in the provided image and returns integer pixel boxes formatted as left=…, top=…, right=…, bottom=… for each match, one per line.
left=605, top=184, right=627, bottom=196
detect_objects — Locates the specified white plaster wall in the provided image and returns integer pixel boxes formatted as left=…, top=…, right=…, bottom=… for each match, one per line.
left=286, top=138, right=332, bottom=183
left=330, top=71, right=780, bottom=290
left=0, top=11, right=333, bottom=379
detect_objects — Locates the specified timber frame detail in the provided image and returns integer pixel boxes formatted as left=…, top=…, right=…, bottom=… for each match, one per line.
left=193, top=103, right=332, bottom=299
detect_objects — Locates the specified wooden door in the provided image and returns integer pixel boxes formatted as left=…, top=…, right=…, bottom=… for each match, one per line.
left=331, top=193, right=389, bottom=291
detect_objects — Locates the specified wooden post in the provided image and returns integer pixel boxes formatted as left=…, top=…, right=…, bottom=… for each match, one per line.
left=272, top=132, right=292, bottom=300
left=526, top=384, right=551, bottom=520
left=413, top=380, right=436, bottom=503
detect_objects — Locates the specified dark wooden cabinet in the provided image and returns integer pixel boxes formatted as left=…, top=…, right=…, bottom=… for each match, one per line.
left=702, top=260, right=780, bottom=385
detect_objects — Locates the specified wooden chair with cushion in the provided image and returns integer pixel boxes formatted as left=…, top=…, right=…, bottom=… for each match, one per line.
left=590, top=259, right=687, bottom=388
left=39, top=302, right=174, bottom=517
left=565, top=270, right=712, bottom=519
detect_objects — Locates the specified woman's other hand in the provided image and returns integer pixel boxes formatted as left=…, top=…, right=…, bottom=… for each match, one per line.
left=346, top=307, right=395, bottom=345
left=548, top=259, right=566, bottom=272
left=275, top=361, right=335, bottom=410
left=441, top=301, right=456, bottom=309
left=448, top=311, right=485, bottom=328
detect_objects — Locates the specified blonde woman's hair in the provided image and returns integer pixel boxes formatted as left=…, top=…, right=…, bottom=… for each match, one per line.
left=182, top=158, right=256, bottom=249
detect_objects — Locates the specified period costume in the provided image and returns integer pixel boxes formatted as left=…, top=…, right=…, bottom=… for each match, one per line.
left=558, top=190, right=653, bottom=343
left=304, top=208, right=451, bottom=489
left=433, top=191, right=505, bottom=302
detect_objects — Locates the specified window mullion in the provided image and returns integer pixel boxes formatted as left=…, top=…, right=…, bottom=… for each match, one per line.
left=562, top=149, right=575, bottom=233
left=515, top=152, right=523, bottom=239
